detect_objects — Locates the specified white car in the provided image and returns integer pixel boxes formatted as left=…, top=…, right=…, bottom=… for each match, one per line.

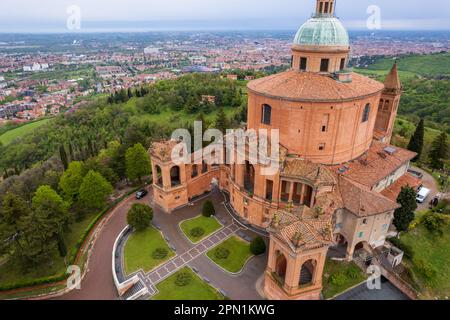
left=416, top=187, right=431, bottom=203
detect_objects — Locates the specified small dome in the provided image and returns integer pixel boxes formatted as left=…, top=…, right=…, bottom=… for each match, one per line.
left=293, top=17, right=349, bottom=47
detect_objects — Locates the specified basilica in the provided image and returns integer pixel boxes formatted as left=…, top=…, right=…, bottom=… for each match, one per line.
left=149, top=0, right=417, bottom=300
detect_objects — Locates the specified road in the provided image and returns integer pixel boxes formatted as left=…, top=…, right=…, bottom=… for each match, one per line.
left=411, top=166, right=439, bottom=211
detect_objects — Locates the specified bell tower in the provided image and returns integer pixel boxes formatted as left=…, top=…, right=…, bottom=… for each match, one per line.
left=316, top=0, right=335, bottom=16
left=375, top=62, right=402, bottom=144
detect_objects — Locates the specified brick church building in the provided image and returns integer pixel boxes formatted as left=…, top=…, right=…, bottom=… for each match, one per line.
left=149, top=0, right=418, bottom=300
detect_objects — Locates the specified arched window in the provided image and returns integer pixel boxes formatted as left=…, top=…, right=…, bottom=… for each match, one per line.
left=275, top=252, right=287, bottom=283
left=299, top=259, right=316, bottom=286
left=362, top=103, right=371, bottom=123
left=191, top=164, right=198, bottom=178
left=378, top=99, right=384, bottom=111
left=170, top=166, right=180, bottom=187
left=383, top=100, right=390, bottom=111
left=261, top=104, right=272, bottom=125
left=202, top=161, right=208, bottom=174
left=155, top=165, right=163, bottom=187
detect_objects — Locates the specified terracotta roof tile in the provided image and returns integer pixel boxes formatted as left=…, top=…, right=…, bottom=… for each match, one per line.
left=381, top=173, right=421, bottom=202
left=330, top=141, right=416, bottom=188
left=247, top=70, right=384, bottom=102
left=338, top=176, right=400, bottom=217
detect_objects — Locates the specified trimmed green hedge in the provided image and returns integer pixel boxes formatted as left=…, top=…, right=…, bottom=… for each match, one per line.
left=0, top=187, right=140, bottom=292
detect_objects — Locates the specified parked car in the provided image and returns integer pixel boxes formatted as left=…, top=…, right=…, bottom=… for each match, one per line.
left=416, top=187, right=431, bottom=203
left=135, top=189, right=148, bottom=200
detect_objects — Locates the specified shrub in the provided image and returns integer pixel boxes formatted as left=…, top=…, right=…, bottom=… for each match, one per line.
left=190, top=227, right=205, bottom=238
left=250, top=237, right=266, bottom=255
left=214, top=247, right=230, bottom=260
left=152, top=248, right=169, bottom=259
left=202, top=200, right=215, bottom=217
left=329, top=273, right=346, bottom=286
left=422, top=212, right=446, bottom=235
left=346, top=267, right=360, bottom=279
left=175, top=272, right=192, bottom=287
left=127, top=203, right=153, bottom=231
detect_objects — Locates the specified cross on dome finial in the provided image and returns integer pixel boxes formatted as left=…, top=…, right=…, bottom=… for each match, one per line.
left=316, top=0, right=335, bottom=17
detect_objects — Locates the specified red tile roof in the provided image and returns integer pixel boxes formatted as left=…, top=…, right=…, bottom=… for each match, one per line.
left=247, top=70, right=384, bottom=102
left=381, top=173, right=421, bottom=202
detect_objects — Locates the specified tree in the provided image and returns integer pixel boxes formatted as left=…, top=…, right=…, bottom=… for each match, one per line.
left=215, top=107, right=228, bottom=134
left=429, top=132, right=449, bottom=171
left=78, top=170, right=113, bottom=210
left=250, top=236, right=267, bottom=255
left=0, top=193, right=30, bottom=255
left=407, top=119, right=424, bottom=162
left=23, top=185, right=71, bottom=265
left=127, top=88, right=133, bottom=99
left=393, top=186, right=417, bottom=232
left=127, top=203, right=153, bottom=231
left=32, top=185, right=70, bottom=234
left=125, top=143, right=151, bottom=183
left=59, top=161, right=84, bottom=202
left=202, top=200, right=215, bottom=217
left=59, top=145, right=69, bottom=170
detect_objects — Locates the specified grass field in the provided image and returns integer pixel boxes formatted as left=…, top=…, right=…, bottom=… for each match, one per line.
left=0, top=118, right=51, bottom=145
left=124, top=226, right=175, bottom=275
left=400, top=220, right=450, bottom=299
left=180, top=215, right=222, bottom=243
left=362, top=53, right=450, bottom=77
left=152, top=267, right=225, bottom=300
left=206, top=236, right=253, bottom=273
left=322, top=259, right=367, bottom=299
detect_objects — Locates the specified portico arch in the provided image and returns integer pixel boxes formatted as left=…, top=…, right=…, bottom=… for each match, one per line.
left=275, top=251, right=287, bottom=283
left=299, top=259, right=316, bottom=286
left=170, top=166, right=181, bottom=187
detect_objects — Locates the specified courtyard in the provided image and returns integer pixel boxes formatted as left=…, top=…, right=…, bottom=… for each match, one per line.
left=117, top=191, right=268, bottom=300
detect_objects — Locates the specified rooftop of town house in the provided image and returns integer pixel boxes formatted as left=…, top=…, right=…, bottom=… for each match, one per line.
left=247, top=71, right=385, bottom=102
left=269, top=207, right=334, bottom=251
left=381, top=173, right=422, bottom=202
left=330, top=141, right=417, bottom=189
left=337, top=176, right=400, bottom=217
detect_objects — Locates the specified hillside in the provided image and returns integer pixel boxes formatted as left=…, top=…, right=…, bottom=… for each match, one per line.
left=355, top=53, right=450, bottom=133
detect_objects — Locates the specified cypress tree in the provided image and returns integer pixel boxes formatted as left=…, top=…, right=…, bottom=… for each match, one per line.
left=407, top=119, right=424, bottom=162
left=215, top=107, right=228, bottom=134
left=59, top=145, right=69, bottom=170
left=429, top=132, right=449, bottom=171
left=393, top=186, right=417, bottom=232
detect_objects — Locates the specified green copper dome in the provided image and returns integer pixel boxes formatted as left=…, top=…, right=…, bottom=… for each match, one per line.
left=293, top=17, right=349, bottom=47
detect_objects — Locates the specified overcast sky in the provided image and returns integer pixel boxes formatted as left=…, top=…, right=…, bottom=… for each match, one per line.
left=0, top=0, right=449, bottom=32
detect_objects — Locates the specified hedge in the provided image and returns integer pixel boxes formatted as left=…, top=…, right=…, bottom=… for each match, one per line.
left=0, top=187, right=141, bottom=292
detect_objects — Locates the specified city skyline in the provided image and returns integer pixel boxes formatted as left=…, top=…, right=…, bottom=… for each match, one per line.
left=0, top=0, right=449, bottom=33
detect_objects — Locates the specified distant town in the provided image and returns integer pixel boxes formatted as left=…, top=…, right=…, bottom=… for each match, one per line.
left=0, top=30, right=448, bottom=125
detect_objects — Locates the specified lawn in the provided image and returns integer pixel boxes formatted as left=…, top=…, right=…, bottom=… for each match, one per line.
left=322, top=259, right=367, bottom=299
left=206, top=236, right=253, bottom=273
left=180, top=215, right=222, bottom=243
left=124, top=226, right=175, bottom=275
left=152, top=267, right=225, bottom=300
left=0, top=118, right=51, bottom=145
left=399, top=221, right=450, bottom=299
